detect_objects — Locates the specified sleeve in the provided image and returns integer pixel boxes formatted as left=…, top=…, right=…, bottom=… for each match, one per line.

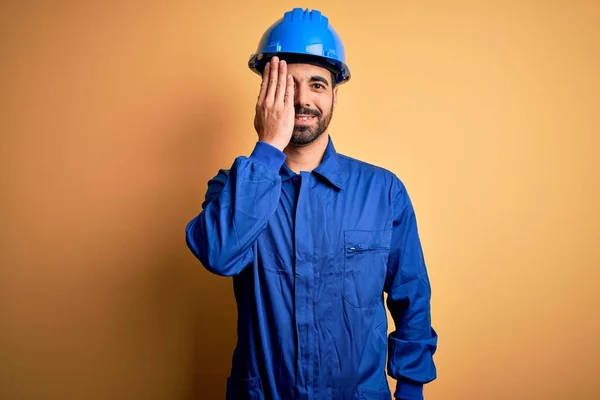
left=185, top=141, right=286, bottom=276
left=384, top=178, right=438, bottom=400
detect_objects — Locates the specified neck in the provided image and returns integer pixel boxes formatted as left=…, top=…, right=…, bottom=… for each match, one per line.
left=283, top=133, right=329, bottom=174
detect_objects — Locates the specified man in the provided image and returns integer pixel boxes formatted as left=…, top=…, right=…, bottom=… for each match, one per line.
left=185, top=8, right=437, bottom=400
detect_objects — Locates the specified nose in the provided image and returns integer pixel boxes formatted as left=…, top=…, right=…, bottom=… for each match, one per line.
left=294, top=83, right=311, bottom=108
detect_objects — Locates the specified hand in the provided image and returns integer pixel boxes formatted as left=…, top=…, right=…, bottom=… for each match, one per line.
left=254, top=56, right=295, bottom=152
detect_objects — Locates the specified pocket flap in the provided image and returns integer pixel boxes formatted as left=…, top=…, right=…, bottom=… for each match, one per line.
left=345, top=230, right=390, bottom=252
left=357, top=386, right=392, bottom=399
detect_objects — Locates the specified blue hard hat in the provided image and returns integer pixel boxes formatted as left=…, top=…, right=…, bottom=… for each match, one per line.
left=248, top=8, right=351, bottom=85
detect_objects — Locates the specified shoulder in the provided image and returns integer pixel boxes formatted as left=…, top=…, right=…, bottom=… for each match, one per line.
left=208, top=168, right=230, bottom=185
left=337, top=152, right=407, bottom=194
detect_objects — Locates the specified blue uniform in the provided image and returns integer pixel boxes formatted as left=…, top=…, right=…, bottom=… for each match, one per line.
left=186, top=136, right=437, bottom=400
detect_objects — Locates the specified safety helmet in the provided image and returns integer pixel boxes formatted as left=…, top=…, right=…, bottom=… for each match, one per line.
left=248, top=8, right=351, bottom=85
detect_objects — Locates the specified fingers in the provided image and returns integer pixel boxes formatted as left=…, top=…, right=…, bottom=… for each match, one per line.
left=274, top=60, right=288, bottom=104
left=257, top=62, right=270, bottom=104
left=265, top=57, right=280, bottom=104
left=284, top=74, right=294, bottom=106
left=258, top=56, right=292, bottom=108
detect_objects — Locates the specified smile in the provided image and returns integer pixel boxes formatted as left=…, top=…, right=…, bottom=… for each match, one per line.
left=295, top=115, right=316, bottom=122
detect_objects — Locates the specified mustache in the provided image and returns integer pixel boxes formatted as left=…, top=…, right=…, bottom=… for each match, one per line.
left=294, top=106, right=321, bottom=117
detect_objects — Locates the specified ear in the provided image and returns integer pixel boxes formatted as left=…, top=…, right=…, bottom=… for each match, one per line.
left=332, top=86, right=338, bottom=109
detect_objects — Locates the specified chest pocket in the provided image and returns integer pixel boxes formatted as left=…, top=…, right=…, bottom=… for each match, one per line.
left=343, top=230, right=391, bottom=308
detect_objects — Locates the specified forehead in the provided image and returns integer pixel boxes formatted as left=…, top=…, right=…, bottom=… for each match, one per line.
left=286, top=63, right=332, bottom=83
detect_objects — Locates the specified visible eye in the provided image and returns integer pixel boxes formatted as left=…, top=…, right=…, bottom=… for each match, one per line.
left=313, top=83, right=324, bottom=90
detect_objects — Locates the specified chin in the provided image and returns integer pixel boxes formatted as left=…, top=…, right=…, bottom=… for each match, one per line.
left=291, top=129, right=324, bottom=146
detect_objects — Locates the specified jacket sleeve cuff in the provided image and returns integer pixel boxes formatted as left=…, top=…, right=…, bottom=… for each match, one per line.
left=249, top=141, right=287, bottom=173
left=394, top=381, right=424, bottom=400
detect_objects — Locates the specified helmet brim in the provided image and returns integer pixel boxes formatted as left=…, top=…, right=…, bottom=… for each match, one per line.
left=249, top=52, right=351, bottom=85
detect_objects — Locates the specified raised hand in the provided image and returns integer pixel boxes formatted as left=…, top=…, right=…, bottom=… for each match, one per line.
left=254, top=56, right=295, bottom=151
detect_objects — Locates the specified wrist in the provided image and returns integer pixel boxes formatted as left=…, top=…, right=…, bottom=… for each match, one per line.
left=250, top=141, right=287, bottom=173
left=259, top=138, right=287, bottom=152
left=394, top=381, right=423, bottom=400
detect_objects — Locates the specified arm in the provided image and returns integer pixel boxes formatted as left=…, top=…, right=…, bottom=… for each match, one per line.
left=186, top=56, right=295, bottom=277
left=384, top=178, right=438, bottom=400
left=185, top=141, right=286, bottom=276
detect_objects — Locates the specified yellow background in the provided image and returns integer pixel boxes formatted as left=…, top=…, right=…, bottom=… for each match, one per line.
left=1, top=1, right=599, bottom=399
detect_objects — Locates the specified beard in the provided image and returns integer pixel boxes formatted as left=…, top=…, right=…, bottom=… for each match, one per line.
left=290, top=104, right=334, bottom=146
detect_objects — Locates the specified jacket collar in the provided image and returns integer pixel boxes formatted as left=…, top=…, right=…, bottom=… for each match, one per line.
left=279, top=135, right=347, bottom=190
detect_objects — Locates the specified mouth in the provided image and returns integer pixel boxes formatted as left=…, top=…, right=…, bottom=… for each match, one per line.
left=295, top=114, right=317, bottom=124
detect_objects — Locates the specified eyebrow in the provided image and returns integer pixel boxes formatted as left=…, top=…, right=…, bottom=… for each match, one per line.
left=309, top=75, right=330, bottom=87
